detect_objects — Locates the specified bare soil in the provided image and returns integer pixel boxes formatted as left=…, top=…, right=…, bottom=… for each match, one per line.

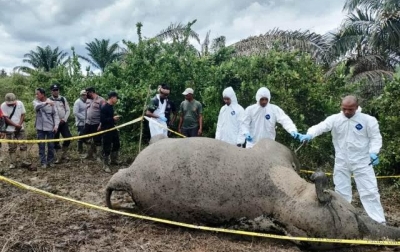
left=0, top=146, right=400, bottom=252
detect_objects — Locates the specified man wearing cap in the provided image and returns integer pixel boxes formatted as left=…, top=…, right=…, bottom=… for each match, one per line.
left=146, top=84, right=173, bottom=137
left=73, top=90, right=88, bottom=154
left=49, top=83, right=72, bottom=164
left=178, top=87, right=203, bottom=137
left=0, top=93, right=32, bottom=169
left=83, top=87, right=106, bottom=160
left=33, top=88, right=60, bottom=168
left=100, top=91, right=121, bottom=173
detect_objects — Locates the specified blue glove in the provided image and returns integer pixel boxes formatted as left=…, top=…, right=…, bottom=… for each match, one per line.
left=291, top=132, right=300, bottom=139
left=159, top=116, right=168, bottom=122
left=245, top=134, right=253, bottom=142
left=369, top=153, right=379, bottom=166
left=299, top=134, right=312, bottom=143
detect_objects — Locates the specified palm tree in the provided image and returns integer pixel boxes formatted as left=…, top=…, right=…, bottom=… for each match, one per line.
left=326, top=0, right=400, bottom=83
left=232, top=29, right=330, bottom=64
left=14, top=45, right=68, bottom=73
left=211, top=36, right=226, bottom=52
left=80, top=39, right=123, bottom=72
left=201, top=30, right=211, bottom=56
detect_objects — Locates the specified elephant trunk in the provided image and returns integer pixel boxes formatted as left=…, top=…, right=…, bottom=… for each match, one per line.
left=361, top=216, right=400, bottom=241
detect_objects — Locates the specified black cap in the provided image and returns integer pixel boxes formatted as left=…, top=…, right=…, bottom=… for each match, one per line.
left=85, top=87, right=95, bottom=93
left=108, top=91, right=119, bottom=99
left=50, top=83, right=60, bottom=90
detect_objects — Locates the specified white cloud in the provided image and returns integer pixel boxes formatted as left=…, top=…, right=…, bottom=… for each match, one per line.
left=0, top=0, right=347, bottom=72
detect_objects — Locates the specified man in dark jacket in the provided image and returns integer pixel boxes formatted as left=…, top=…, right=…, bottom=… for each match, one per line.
left=100, top=91, right=120, bottom=173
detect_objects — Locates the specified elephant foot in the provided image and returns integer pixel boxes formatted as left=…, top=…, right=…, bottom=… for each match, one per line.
left=311, top=171, right=332, bottom=204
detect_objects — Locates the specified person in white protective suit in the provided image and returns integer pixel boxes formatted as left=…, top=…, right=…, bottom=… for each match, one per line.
left=299, top=95, right=386, bottom=224
left=146, top=84, right=171, bottom=137
left=215, top=87, right=246, bottom=146
left=241, top=87, right=300, bottom=148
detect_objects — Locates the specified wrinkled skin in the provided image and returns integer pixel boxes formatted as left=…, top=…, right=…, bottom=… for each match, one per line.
left=106, top=137, right=400, bottom=249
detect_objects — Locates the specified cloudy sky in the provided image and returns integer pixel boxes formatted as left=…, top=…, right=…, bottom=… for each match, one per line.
left=0, top=0, right=347, bottom=73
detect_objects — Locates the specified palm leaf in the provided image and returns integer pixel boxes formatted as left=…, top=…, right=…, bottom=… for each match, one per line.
left=201, top=30, right=211, bottom=56
left=155, top=21, right=200, bottom=44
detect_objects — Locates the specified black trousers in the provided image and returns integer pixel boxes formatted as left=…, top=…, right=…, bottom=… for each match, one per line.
left=181, top=127, right=199, bottom=137
left=77, top=125, right=84, bottom=148
left=102, top=129, right=120, bottom=157
left=83, top=124, right=102, bottom=146
left=54, top=121, right=72, bottom=149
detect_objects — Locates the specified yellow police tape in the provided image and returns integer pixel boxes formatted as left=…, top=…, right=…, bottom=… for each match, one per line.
left=300, top=170, right=400, bottom=179
left=0, top=117, right=143, bottom=144
left=1, top=115, right=398, bottom=180
left=0, top=175, right=399, bottom=246
left=144, top=116, right=186, bottom=138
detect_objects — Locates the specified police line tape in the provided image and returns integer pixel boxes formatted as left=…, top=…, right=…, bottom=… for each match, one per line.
left=300, top=170, right=400, bottom=179
left=0, top=117, right=143, bottom=144
left=144, top=116, right=186, bottom=138
left=0, top=175, right=399, bottom=246
left=1, top=116, right=398, bottom=180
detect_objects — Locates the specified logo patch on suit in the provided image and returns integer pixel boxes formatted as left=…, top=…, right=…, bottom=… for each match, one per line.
left=355, top=124, right=363, bottom=130
left=265, top=114, right=271, bottom=120
left=231, top=111, right=236, bottom=116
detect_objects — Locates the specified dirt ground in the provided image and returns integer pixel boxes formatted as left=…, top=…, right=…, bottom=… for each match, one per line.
left=1, top=146, right=400, bottom=252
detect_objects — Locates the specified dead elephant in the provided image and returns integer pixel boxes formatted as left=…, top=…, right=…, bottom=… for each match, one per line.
left=106, top=137, right=400, bottom=249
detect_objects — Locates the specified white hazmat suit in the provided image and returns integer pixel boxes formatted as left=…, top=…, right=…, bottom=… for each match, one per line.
left=306, top=108, right=385, bottom=223
left=241, top=87, right=297, bottom=148
left=215, top=87, right=245, bottom=145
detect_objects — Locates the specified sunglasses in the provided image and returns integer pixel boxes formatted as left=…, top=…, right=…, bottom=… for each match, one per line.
left=52, top=89, right=59, bottom=91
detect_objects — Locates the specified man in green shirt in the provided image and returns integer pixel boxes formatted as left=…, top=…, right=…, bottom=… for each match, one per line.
left=178, top=88, right=203, bottom=137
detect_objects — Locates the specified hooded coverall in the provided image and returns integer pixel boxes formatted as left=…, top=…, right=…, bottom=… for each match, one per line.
left=306, top=108, right=385, bottom=223
left=215, top=87, right=245, bottom=145
left=241, top=87, right=297, bottom=148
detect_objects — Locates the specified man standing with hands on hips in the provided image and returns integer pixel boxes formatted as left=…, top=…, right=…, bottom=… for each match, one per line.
left=299, top=95, right=386, bottom=225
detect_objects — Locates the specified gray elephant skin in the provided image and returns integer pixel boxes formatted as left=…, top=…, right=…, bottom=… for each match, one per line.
left=106, top=137, right=400, bottom=249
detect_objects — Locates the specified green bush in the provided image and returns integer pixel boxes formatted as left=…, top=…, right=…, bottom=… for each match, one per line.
left=3, top=37, right=399, bottom=176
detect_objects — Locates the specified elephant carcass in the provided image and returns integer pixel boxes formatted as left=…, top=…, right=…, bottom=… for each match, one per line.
left=106, top=137, right=400, bottom=248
